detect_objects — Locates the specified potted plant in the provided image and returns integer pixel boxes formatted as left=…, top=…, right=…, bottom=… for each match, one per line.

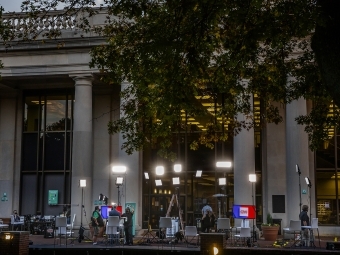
left=261, top=213, right=280, bottom=241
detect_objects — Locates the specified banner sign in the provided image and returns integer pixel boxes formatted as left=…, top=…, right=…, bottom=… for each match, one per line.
left=232, top=205, right=256, bottom=219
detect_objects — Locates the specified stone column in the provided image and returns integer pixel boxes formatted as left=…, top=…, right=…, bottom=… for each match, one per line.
left=117, top=82, right=141, bottom=231
left=0, top=96, right=18, bottom=217
left=262, top=102, right=287, bottom=225
left=286, top=97, right=310, bottom=222
left=233, top=94, right=255, bottom=225
left=70, top=75, right=93, bottom=227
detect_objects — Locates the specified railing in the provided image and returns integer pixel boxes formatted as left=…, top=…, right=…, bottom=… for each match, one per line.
left=2, top=10, right=77, bottom=32
left=1, top=8, right=107, bottom=42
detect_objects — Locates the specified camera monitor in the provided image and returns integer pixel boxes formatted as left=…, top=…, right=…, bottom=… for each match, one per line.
left=100, top=205, right=112, bottom=219
left=232, top=205, right=256, bottom=219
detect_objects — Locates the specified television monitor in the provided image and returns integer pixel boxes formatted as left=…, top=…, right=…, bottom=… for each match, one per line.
left=100, top=205, right=112, bottom=219
left=232, top=205, right=256, bottom=219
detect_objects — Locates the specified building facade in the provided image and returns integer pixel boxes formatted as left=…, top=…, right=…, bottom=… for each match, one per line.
left=0, top=10, right=339, bottom=236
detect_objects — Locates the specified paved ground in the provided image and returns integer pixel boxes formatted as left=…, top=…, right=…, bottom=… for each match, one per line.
left=27, top=231, right=340, bottom=252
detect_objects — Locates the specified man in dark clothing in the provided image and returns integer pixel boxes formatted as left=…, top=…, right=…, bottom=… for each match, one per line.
left=299, top=205, right=310, bottom=226
left=121, top=207, right=134, bottom=245
left=109, top=204, right=121, bottom=217
left=299, top=205, right=310, bottom=246
left=201, top=210, right=211, bottom=233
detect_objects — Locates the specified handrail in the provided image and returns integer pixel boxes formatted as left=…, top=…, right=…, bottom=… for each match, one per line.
left=1, top=8, right=107, bottom=42
left=2, top=10, right=78, bottom=32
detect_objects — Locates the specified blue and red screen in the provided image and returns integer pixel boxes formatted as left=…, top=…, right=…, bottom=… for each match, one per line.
left=232, top=205, right=256, bottom=219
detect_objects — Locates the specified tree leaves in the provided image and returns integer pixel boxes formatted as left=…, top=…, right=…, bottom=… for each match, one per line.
left=1, top=0, right=340, bottom=157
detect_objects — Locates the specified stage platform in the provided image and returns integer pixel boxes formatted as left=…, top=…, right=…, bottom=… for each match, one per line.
left=26, top=232, right=340, bottom=255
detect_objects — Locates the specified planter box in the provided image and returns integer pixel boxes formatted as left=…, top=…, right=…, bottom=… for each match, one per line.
left=261, top=226, right=279, bottom=241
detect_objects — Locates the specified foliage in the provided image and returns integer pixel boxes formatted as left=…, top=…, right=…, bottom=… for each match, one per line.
left=262, top=212, right=279, bottom=226
left=1, top=1, right=340, bottom=158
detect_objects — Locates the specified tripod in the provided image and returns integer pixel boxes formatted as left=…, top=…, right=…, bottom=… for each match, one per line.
left=166, top=189, right=184, bottom=231
left=138, top=217, right=157, bottom=245
left=78, top=187, right=91, bottom=243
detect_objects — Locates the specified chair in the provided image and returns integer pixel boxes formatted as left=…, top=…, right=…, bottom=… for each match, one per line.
left=282, top=220, right=301, bottom=247
left=217, top=218, right=232, bottom=245
left=67, top=214, right=76, bottom=244
left=0, top=219, right=9, bottom=233
left=234, top=227, right=251, bottom=246
left=106, top=216, right=121, bottom=246
left=159, top=217, right=172, bottom=240
left=234, top=219, right=249, bottom=236
left=241, top=219, right=250, bottom=228
left=54, top=216, right=68, bottom=246
left=184, top=226, right=199, bottom=247
left=10, top=215, right=24, bottom=231
left=311, top=218, right=320, bottom=247
left=302, top=218, right=320, bottom=248
left=158, top=217, right=172, bottom=248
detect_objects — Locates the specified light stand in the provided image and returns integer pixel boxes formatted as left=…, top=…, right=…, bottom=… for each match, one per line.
left=305, top=177, right=312, bottom=221
left=116, top=177, right=124, bottom=206
left=217, top=177, right=227, bottom=218
left=79, top=180, right=86, bottom=228
left=138, top=172, right=157, bottom=245
left=296, top=165, right=302, bottom=212
left=249, top=174, right=258, bottom=247
left=305, top=177, right=314, bottom=247
left=78, top=180, right=91, bottom=243
left=112, top=166, right=127, bottom=207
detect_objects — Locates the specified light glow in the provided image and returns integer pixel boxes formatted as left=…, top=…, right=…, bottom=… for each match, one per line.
left=112, top=166, right=127, bottom=173
left=249, top=174, right=256, bottom=183
left=196, top=170, right=202, bottom=177
left=218, top=178, right=226, bottom=186
left=172, top=177, right=180, bottom=185
left=144, top=172, right=149, bottom=179
left=80, top=180, right=86, bottom=187
left=216, top=161, right=232, bottom=168
left=155, top=180, right=162, bottom=186
left=116, top=177, right=124, bottom=185
left=174, top=164, right=182, bottom=173
left=156, top=166, right=165, bottom=175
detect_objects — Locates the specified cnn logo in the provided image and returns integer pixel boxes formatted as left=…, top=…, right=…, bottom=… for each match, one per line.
left=239, top=207, right=249, bottom=216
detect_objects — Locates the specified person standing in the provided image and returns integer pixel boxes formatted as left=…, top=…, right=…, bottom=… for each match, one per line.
left=109, top=204, right=121, bottom=234
left=109, top=204, right=121, bottom=217
left=12, top=210, right=20, bottom=222
left=299, top=205, right=310, bottom=246
left=202, top=202, right=213, bottom=216
left=91, top=206, right=104, bottom=245
left=201, top=210, right=211, bottom=233
left=121, top=207, right=134, bottom=245
left=209, top=211, right=216, bottom=232
left=12, top=210, right=21, bottom=230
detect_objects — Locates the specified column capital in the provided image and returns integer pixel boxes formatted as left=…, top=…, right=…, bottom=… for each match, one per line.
left=69, top=74, right=93, bottom=86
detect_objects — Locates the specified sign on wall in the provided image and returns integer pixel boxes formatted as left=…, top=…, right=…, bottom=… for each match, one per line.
left=125, top=202, right=136, bottom=236
left=48, top=190, right=58, bottom=205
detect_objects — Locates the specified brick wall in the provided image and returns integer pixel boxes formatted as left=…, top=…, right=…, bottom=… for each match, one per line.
left=0, top=231, right=29, bottom=255
left=200, top=233, right=226, bottom=255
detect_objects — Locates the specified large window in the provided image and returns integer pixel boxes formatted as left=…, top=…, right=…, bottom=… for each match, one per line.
left=142, top=94, right=262, bottom=229
left=21, top=90, right=73, bottom=215
left=315, top=102, right=340, bottom=225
